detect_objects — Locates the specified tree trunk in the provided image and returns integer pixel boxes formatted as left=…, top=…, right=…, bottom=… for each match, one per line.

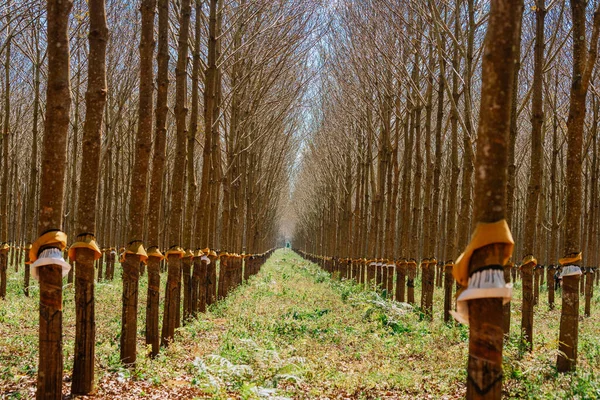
left=145, top=256, right=161, bottom=357
left=182, top=254, right=193, bottom=322
left=145, top=0, right=169, bottom=356
left=444, top=1, right=461, bottom=320
left=37, top=265, right=65, bottom=400
left=24, top=244, right=31, bottom=296
left=208, top=0, right=223, bottom=248
left=161, top=253, right=182, bottom=346
left=0, top=1, right=11, bottom=300
left=162, top=0, right=191, bottom=344
left=120, top=253, right=140, bottom=365
left=461, top=1, right=523, bottom=398
left=26, top=17, right=42, bottom=251
left=121, top=0, right=156, bottom=365
left=458, top=0, right=475, bottom=252
left=197, top=0, right=220, bottom=250
left=520, top=0, right=545, bottom=353
left=187, top=0, right=202, bottom=316
left=36, top=0, right=73, bottom=396
left=548, top=69, right=560, bottom=310
left=557, top=1, right=600, bottom=373
left=71, top=0, right=107, bottom=392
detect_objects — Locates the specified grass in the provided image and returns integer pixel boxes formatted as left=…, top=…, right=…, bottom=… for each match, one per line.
left=0, top=249, right=599, bottom=399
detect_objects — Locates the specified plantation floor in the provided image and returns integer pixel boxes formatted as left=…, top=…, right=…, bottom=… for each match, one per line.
left=1, top=249, right=600, bottom=399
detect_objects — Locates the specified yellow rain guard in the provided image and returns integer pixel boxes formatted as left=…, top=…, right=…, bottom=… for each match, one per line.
left=219, top=251, right=229, bottom=259
left=30, top=230, right=68, bottom=263
left=453, top=219, right=514, bottom=288
left=165, top=246, right=185, bottom=259
left=24, top=243, right=33, bottom=264
left=520, top=255, right=537, bottom=268
left=68, top=234, right=103, bottom=261
left=193, top=249, right=205, bottom=258
left=451, top=220, right=514, bottom=325
left=559, top=252, right=583, bottom=277
left=147, top=246, right=165, bottom=260
left=559, top=253, right=582, bottom=266
left=125, top=241, right=148, bottom=263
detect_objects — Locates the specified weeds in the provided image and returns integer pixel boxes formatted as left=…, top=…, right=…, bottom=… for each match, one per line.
left=0, top=249, right=598, bottom=398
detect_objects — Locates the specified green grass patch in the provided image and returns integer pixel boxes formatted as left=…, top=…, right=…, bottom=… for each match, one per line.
left=0, top=249, right=598, bottom=398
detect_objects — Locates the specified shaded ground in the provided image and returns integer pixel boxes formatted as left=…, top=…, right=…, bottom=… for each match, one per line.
left=1, top=249, right=599, bottom=399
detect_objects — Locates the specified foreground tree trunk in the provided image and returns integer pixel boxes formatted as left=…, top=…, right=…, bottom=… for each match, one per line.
left=520, top=257, right=535, bottom=351
left=0, top=1, right=11, bottom=301
left=121, top=0, right=156, bottom=365
left=24, top=21, right=42, bottom=296
left=196, top=0, right=220, bottom=250
left=161, top=250, right=183, bottom=346
left=454, top=1, right=523, bottom=399
left=71, top=0, right=107, bottom=393
left=145, top=0, right=169, bottom=358
left=520, top=0, right=545, bottom=353
left=0, top=245, right=6, bottom=299
left=443, top=1, right=461, bottom=321
left=548, top=70, right=560, bottom=310
left=24, top=244, right=31, bottom=296
left=35, top=0, right=73, bottom=397
left=187, top=0, right=202, bottom=319
left=162, top=0, right=191, bottom=345
left=557, top=0, right=600, bottom=373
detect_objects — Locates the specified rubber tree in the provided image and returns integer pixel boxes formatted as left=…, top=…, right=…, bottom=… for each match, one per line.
left=71, top=0, right=108, bottom=393
left=197, top=0, right=221, bottom=251
left=183, top=0, right=202, bottom=323
left=520, top=0, right=545, bottom=353
left=145, top=0, right=169, bottom=358
left=0, top=0, right=12, bottom=300
left=120, top=0, right=156, bottom=365
left=35, top=0, right=73, bottom=396
left=161, top=0, right=191, bottom=346
left=556, top=0, right=600, bottom=373
left=454, top=1, right=523, bottom=399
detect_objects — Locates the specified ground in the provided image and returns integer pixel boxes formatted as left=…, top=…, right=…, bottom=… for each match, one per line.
left=1, top=249, right=599, bottom=399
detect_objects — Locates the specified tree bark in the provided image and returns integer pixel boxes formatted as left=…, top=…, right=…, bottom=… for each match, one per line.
left=0, top=0, right=11, bottom=300
left=464, top=1, right=523, bottom=398
left=520, top=0, right=545, bottom=353
left=145, top=0, right=169, bottom=356
left=145, top=256, right=161, bottom=357
left=36, top=0, right=73, bottom=396
left=197, top=0, right=220, bottom=249
left=71, top=0, right=107, bottom=391
left=121, top=0, right=156, bottom=365
left=120, top=254, right=140, bottom=365
left=24, top=245, right=31, bottom=296
left=458, top=0, right=475, bottom=252
left=557, top=1, right=600, bottom=373
left=162, top=0, right=191, bottom=344
left=161, top=254, right=182, bottom=346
